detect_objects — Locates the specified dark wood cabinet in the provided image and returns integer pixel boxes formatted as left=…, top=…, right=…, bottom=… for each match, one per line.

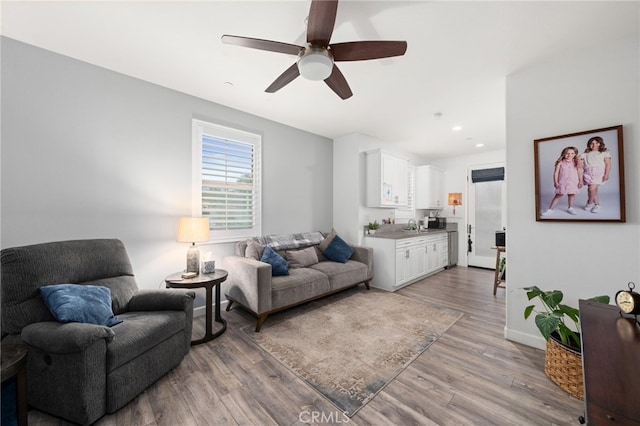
left=580, top=300, right=640, bottom=425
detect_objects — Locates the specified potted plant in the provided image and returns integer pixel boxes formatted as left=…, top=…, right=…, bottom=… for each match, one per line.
left=523, top=286, right=609, bottom=399
left=367, top=221, right=380, bottom=235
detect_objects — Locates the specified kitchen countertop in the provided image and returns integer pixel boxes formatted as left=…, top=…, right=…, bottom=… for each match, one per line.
left=364, top=229, right=448, bottom=240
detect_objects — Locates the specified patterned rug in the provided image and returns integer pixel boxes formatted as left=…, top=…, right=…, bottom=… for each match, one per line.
left=242, top=288, right=463, bottom=416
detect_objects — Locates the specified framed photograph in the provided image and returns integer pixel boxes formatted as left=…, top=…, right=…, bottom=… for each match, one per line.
left=534, top=125, right=625, bottom=222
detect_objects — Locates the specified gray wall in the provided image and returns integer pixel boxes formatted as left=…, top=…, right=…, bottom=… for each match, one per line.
left=1, top=37, right=334, bottom=289
left=505, top=35, right=639, bottom=349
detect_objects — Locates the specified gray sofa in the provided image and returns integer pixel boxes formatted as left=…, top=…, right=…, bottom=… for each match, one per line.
left=1, top=239, right=195, bottom=425
left=223, top=232, right=373, bottom=331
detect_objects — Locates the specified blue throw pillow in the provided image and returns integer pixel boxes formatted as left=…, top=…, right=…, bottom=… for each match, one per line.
left=39, top=284, right=123, bottom=327
left=322, top=235, right=355, bottom=263
left=261, top=246, right=289, bottom=276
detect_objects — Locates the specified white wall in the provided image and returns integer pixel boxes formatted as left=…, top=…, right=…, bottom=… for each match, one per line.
left=1, top=37, right=334, bottom=289
left=505, top=35, right=640, bottom=349
left=332, top=133, right=361, bottom=244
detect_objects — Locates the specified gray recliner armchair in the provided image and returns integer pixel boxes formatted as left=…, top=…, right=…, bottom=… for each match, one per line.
left=1, top=239, right=195, bottom=425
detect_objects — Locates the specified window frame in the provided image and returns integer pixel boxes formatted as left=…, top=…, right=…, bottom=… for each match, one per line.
left=192, top=119, right=262, bottom=243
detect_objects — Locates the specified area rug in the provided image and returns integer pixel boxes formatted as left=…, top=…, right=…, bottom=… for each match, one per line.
left=241, top=289, right=463, bottom=416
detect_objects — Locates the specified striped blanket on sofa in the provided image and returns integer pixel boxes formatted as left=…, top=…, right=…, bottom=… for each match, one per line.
left=253, top=232, right=325, bottom=251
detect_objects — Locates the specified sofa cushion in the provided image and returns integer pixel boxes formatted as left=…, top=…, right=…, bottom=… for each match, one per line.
left=85, top=276, right=138, bottom=315
left=39, top=284, right=122, bottom=327
left=245, top=240, right=265, bottom=260
left=318, top=228, right=337, bottom=252
left=310, top=261, right=368, bottom=290
left=261, top=246, right=289, bottom=276
left=322, top=235, right=355, bottom=263
left=286, top=247, right=319, bottom=268
left=314, top=246, right=328, bottom=262
left=271, top=268, right=330, bottom=309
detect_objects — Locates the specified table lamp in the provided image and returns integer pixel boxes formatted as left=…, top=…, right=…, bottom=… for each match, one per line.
left=176, top=217, right=210, bottom=274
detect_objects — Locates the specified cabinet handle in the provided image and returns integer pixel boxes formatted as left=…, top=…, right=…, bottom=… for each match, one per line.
left=405, top=250, right=410, bottom=259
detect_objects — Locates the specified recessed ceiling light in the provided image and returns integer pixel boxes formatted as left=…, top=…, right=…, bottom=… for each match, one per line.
left=452, top=126, right=462, bottom=131
left=433, top=112, right=443, bottom=120
left=224, top=81, right=234, bottom=87
left=475, top=143, right=484, bottom=148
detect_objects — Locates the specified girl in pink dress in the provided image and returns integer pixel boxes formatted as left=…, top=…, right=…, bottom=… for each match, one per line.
left=541, top=146, right=583, bottom=216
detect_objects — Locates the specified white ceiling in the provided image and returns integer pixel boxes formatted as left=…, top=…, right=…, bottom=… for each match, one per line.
left=2, top=1, right=638, bottom=160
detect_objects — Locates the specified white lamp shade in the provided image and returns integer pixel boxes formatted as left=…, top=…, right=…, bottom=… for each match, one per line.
left=298, top=51, right=333, bottom=81
left=176, top=217, right=210, bottom=243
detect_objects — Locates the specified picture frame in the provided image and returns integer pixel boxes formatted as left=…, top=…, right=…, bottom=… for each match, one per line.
left=534, top=125, right=625, bottom=222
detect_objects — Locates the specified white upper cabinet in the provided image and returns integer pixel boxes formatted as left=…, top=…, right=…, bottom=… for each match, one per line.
left=366, top=150, right=408, bottom=208
left=415, top=165, right=444, bottom=209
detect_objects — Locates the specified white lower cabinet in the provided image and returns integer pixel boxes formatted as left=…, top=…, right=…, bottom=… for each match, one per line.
left=365, top=232, right=448, bottom=292
left=425, top=233, right=449, bottom=272
left=395, top=238, right=426, bottom=287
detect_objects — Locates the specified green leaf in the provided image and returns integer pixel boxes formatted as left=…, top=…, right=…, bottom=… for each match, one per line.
left=557, top=322, right=579, bottom=348
left=523, top=286, right=543, bottom=301
left=524, top=305, right=535, bottom=319
left=535, top=312, right=560, bottom=340
left=589, top=295, right=610, bottom=304
left=541, top=290, right=563, bottom=309
left=557, top=304, right=580, bottom=325
left=568, top=331, right=581, bottom=349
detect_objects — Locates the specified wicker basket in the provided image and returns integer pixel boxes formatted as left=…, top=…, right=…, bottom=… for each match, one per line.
left=544, top=335, right=583, bottom=400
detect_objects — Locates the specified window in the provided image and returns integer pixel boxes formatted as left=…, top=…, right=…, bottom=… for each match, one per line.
left=192, top=119, right=261, bottom=242
left=394, top=165, right=416, bottom=220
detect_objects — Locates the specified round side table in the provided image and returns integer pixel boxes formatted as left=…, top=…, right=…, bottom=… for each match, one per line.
left=1, top=344, right=28, bottom=426
left=165, top=269, right=228, bottom=345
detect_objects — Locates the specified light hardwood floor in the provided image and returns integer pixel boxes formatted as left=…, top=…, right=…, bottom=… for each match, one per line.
left=29, top=266, right=584, bottom=425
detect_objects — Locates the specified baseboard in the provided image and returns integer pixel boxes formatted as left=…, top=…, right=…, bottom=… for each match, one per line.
left=504, top=327, right=546, bottom=350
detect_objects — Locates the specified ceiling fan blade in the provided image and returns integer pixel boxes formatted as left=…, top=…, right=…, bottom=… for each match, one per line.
left=307, top=0, right=338, bottom=46
left=324, top=65, right=353, bottom=100
left=265, top=63, right=300, bottom=93
left=221, top=35, right=302, bottom=56
left=330, top=41, right=408, bottom=61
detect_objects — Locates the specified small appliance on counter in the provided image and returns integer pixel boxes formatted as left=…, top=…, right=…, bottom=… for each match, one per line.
left=426, top=216, right=447, bottom=229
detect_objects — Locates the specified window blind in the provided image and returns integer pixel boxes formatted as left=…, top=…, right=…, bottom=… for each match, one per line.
left=471, top=167, right=505, bottom=183
left=201, top=136, right=255, bottom=231
left=394, top=165, right=415, bottom=220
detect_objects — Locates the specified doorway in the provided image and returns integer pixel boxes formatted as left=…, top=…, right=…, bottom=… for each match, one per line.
left=467, top=163, right=506, bottom=269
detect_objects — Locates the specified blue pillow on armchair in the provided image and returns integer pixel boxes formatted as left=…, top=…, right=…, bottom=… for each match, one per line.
left=322, top=235, right=355, bottom=263
left=261, top=246, right=289, bottom=276
left=39, top=284, right=123, bottom=327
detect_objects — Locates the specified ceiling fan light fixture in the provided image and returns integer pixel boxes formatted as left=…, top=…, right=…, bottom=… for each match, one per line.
left=297, top=47, right=333, bottom=81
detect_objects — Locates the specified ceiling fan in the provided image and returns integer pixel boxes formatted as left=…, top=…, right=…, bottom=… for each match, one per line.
left=221, top=0, right=407, bottom=100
